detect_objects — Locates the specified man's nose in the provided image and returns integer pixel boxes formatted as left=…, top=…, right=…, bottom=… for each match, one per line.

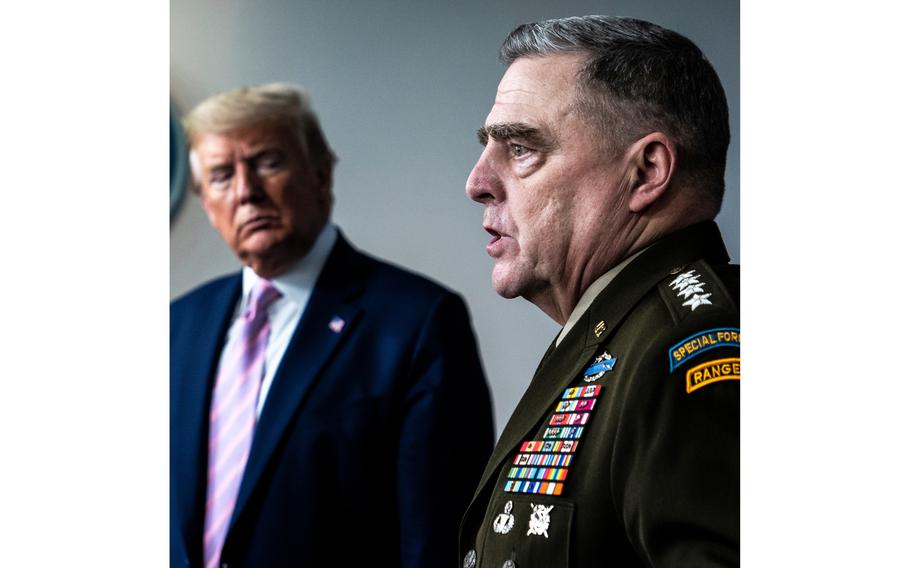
left=465, top=149, right=502, bottom=204
left=235, top=163, right=263, bottom=203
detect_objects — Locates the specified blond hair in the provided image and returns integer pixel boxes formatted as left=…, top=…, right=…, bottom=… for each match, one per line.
left=183, top=83, right=336, bottom=189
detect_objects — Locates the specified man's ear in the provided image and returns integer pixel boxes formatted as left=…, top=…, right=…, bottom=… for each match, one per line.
left=626, top=132, right=676, bottom=213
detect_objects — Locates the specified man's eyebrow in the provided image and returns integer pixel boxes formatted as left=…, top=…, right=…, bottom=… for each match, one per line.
left=246, top=147, right=285, bottom=162
left=476, top=122, right=555, bottom=150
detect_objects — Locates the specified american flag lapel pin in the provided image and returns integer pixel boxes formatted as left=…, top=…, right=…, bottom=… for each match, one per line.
left=328, top=316, right=345, bottom=333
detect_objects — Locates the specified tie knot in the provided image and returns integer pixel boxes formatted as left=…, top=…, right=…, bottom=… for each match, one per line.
left=247, top=279, right=282, bottom=319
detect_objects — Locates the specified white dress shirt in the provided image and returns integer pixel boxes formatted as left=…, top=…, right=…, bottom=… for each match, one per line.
left=217, top=223, right=338, bottom=417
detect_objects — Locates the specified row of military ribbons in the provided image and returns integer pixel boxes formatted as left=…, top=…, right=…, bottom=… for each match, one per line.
left=504, top=352, right=615, bottom=496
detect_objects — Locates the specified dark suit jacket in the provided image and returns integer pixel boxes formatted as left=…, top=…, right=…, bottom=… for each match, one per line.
left=459, top=222, right=739, bottom=567
left=171, top=233, right=494, bottom=567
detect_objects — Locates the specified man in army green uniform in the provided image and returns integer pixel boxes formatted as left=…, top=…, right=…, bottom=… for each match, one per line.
left=461, top=16, right=738, bottom=567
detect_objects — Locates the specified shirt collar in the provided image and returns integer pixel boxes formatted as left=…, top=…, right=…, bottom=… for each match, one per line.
left=240, top=223, right=338, bottom=310
left=555, top=245, right=650, bottom=347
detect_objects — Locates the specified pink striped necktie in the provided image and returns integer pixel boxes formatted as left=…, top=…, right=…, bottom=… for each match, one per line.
left=203, top=278, right=282, bottom=568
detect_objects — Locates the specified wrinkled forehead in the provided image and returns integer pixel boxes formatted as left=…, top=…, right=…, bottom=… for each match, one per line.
left=487, top=53, right=586, bottom=125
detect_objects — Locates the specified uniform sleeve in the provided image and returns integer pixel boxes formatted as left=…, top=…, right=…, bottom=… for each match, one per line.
left=395, top=292, right=495, bottom=567
left=611, top=315, right=740, bottom=567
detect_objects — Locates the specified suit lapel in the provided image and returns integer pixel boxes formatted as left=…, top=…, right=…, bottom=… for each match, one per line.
left=470, top=221, right=730, bottom=500
left=172, top=274, right=241, bottom=560
left=228, top=235, right=366, bottom=532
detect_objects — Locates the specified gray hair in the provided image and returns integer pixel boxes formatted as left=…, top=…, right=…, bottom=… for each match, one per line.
left=501, top=16, right=730, bottom=211
left=183, top=83, right=337, bottom=190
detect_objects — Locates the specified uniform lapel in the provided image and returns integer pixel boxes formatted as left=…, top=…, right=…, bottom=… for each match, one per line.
left=227, top=235, right=365, bottom=533
left=171, top=274, right=241, bottom=561
left=469, top=222, right=730, bottom=500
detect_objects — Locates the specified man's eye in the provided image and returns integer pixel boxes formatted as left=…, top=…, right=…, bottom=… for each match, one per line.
left=256, top=152, right=285, bottom=174
left=510, top=144, right=531, bottom=157
left=210, top=168, right=232, bottom=184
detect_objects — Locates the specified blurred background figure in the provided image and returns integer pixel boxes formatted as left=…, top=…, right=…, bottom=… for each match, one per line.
left=170, top=84, right=493, bottom=568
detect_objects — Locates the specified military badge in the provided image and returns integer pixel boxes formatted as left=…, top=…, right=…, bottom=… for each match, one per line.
left=527, top=503, right=554, bottom=538
left=670, top=269, right=700, bottom=290
left=492, top=500, right=516, bottom=535
left=575, top=398, right=596, bottom=411
left=583, top=351, right=616, bottom=382
left=549, top=412, right=589, bottom=426
left=463, top=549, right=476, bottom=568
left=504, top=480, right=563, bottom=495
left=682, top=292, right=713, bottom=311
left=685, top=357, right=740, bottom=393
left=668, top=327, right=740, bottom=371
left=562, top=385, right=601, bottom=399
left=581, top=385, right=600, bottom=397
left=670, top=270, right=713, bottom=312
left=514, top=453, right=573, bottom=467
left=543, top=426, right=584, bottom=440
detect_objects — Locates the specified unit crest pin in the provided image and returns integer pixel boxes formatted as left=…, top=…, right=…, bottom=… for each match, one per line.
left=492, top=500, right=515, bottom=535
left=583, top=351, right=617, bottom=382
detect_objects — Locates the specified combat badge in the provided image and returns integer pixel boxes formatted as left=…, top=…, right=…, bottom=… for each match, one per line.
left=686, top=357, right=740, bottom=394
left=583, top=351, right=617, bottom=382
left=492, top=501, right=515, bottom=535
left=527, top=503, right=554, bottom=538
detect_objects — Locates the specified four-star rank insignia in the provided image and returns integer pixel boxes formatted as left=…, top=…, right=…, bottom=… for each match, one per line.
left=583, top=351, right=616, bottom=382
left=670, top=270, right=713, bottom=312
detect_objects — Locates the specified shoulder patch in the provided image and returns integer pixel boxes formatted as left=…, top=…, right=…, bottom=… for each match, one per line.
left=669, top=327, right=740, bottom=371
left=686, top=357, right=740, bottom=394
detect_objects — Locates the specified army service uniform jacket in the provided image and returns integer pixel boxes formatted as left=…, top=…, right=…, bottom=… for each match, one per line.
left=459, top=222, right=739, bottom=568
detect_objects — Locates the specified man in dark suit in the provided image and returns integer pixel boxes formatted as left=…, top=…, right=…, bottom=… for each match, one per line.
left=460, top=16, right=738, bottom=567
left=171, top=83, right=494, bottom=568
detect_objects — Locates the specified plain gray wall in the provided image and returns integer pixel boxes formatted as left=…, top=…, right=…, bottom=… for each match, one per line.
left=170, top=0, right=739, bottom=436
